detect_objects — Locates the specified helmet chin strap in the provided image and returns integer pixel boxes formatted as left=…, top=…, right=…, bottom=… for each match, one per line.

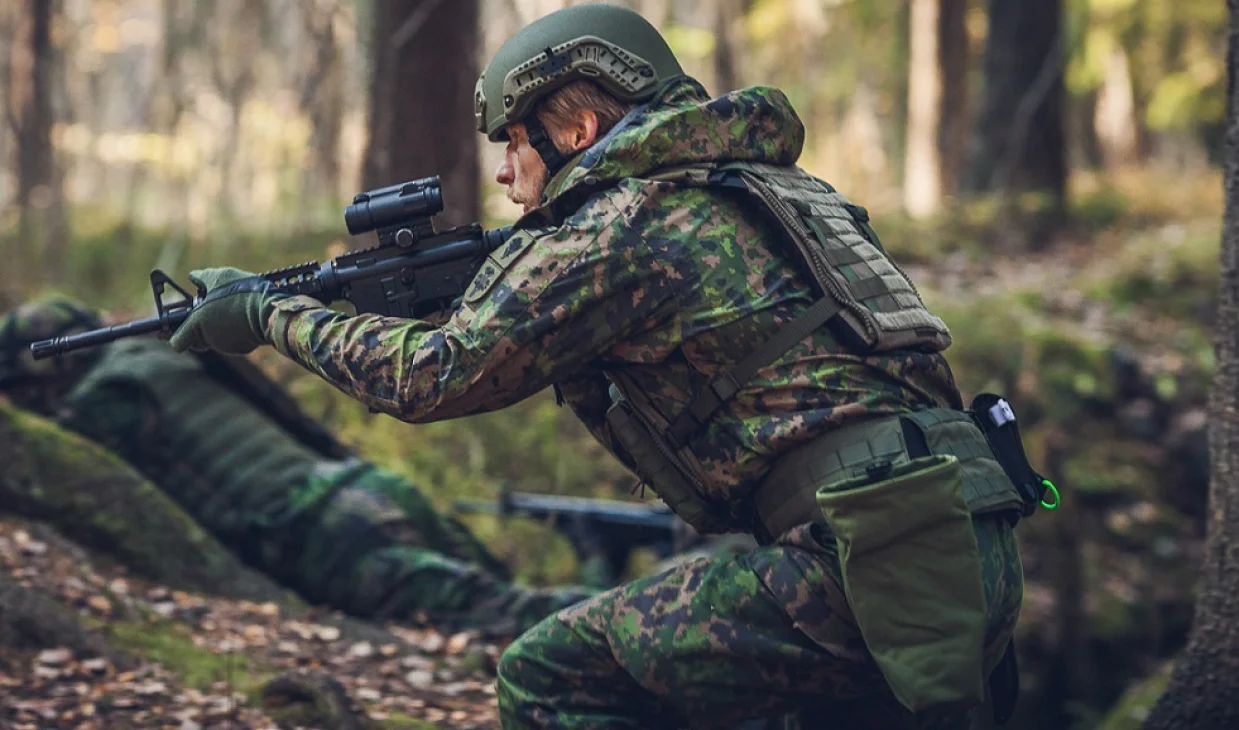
left=524, top=114, right=570, bottom=180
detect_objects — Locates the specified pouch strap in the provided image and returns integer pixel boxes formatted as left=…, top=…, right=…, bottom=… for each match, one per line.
left=752, top=414, right=908, bottom=542
left=751, top=406, right=1026, bottom=541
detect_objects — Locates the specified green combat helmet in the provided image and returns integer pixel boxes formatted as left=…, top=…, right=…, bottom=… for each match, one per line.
left=0, top=296, right=103, bottom=402
left=474, top=2, right=683, bottom=174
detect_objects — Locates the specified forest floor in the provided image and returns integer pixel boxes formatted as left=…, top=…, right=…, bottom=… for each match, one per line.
left=0, top=518, right=503, bottom=730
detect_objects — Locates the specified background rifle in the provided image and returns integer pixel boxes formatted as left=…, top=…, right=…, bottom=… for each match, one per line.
left=453, top=490, right=703, bottom=587
left=30, top=176, right=511, bottom=360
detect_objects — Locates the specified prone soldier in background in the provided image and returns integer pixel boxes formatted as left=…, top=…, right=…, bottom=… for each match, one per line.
left=0, top=295, right=595, bottom=636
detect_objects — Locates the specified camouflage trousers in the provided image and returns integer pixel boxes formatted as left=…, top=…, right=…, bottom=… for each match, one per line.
left=260, top=460, right=597, bottom=636
left=496, top=515, right=1023, bottom=729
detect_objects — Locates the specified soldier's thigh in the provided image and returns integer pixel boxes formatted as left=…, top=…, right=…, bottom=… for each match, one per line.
left=501, top=540, right=900, bottom=727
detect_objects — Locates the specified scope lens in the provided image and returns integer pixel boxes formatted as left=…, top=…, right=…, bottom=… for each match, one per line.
left=342, top=177, right=443, bottom=235
left=344, top=201, right=373, bottom=234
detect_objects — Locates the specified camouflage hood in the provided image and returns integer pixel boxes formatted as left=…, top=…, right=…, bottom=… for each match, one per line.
left=539, top=76, right=806, bottom=212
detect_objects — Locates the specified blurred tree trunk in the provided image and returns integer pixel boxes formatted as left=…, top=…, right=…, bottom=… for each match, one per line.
left=965, top=0, right=1065, bottom=207
left=1141, top=4, right=1239, bottom=726
left=8, top=0, right=67, bottom=280
left=363, top=0, right=480, bottom=227
left=937, top=0, right=967, bottom=197
left=210, top=1, right=265, bottom=227
left=1094, top=46, right=1139, bottom=170
left=903, top=0, right=967, bottom=218
left=301, top=0, right=346, bottom=211
left=711, top=0, right=744, bottom=95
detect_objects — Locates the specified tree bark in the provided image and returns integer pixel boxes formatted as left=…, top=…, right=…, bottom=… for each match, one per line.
left=8, top=0, right=67, bottom=280
left=936, top=0, right=967, bottom=197
left=965, top=0, right=1066, bottom=205
left=1141, top=3, right=1239, bottom=727
left=363, top=0, right=480, bottom=227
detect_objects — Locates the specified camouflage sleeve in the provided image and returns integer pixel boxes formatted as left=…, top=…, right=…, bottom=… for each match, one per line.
left=266, top=186, right=678, bottom=423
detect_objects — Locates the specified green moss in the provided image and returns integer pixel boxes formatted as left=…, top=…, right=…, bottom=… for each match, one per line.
left=0, top=402, right=291, bottom=602
left=106, top=620, right=269, bottom=699
left=1077, top=227, right=1220, bottom=321
left=1095, top=661, right=1174, bottom=730
left=1090, top=592, right=1142, bottom=642
left=376, top=711, right=441, bottom=729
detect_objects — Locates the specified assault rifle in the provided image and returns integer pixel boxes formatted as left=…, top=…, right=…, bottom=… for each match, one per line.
left=30, top=176, right=511, bottom=360
left=453, top=490, right=703, bottom=587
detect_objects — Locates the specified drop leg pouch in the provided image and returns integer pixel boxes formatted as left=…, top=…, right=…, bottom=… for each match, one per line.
left=815, top=454, right=987, bottom=714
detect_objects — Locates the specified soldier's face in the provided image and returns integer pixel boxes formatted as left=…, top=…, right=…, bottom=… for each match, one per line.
left=496, top=123, right=548, bottom=213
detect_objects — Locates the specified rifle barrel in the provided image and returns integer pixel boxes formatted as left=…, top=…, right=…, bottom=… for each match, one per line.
left=30, top=309, right=190, bottom=360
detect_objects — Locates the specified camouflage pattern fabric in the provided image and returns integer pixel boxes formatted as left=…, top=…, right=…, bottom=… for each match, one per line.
left=0, top=303, right=593, bottom=635
left=497, top=516, right=1022, bottom=730
left=261, top=76, right=961, bottom=529
left=246, top=75, right=1019, bottom=725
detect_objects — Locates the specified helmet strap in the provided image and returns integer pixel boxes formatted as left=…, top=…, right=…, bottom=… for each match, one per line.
left=524, top=114, right=570, bottom=180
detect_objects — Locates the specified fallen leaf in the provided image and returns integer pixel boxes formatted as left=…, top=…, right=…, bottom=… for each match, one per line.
left=419, top=633, right=446, bottom=653
left=37, top=648, right=72, bottom=666
left=445, top=632, right=472, bottom=656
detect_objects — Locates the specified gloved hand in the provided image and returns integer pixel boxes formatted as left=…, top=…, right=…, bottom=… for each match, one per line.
left=168, top=267, right=280, bottom=354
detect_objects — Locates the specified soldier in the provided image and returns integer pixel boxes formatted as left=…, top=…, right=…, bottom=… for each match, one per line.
left=0, top=296, right=594, bottom=636
left=164, top=4, right=1033, bottom=728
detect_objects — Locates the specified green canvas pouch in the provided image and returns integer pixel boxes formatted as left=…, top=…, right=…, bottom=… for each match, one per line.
left=815, top=453, right=987, bottom=714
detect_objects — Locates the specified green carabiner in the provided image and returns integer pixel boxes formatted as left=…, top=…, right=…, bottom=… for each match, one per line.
left=1040, top=479, right=1060, bottom=510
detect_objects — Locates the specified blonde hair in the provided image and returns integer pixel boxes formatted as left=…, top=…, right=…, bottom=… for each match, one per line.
left=535, top=80, right=636, bottom=149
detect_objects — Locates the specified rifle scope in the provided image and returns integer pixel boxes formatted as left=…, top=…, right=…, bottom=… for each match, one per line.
left=344, top=176, right=444, bottom=235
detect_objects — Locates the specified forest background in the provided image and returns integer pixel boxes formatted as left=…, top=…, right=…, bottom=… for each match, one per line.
left=0, top=1, right=1230, bottom=729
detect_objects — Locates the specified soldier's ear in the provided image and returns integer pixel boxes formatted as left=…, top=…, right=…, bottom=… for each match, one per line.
left=566, top=109, right=599, bottom=153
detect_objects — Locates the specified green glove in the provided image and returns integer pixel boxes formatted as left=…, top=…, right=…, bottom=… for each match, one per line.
left=168, top=267, right=280, bottom=354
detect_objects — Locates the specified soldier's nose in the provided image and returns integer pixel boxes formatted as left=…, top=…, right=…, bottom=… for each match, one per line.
left=496, top=159, right=515, bottom=186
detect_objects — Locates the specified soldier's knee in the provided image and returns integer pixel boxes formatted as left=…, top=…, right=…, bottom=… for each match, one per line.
left=496, top=625, right=545, bottom=720
left=496, top=621, right=546, bottom=691
left=496, top=614, right=585, bottom=713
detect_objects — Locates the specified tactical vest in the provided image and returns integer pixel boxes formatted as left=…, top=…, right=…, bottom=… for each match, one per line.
left=645, top=161, right=952, bottom=354
left=64, top=339, right=330, bottom=537
left=604, top=163, right=1030, bottom=535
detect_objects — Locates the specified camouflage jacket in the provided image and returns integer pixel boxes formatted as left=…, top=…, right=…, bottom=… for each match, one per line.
left=266, top=77, right=962, bottom=530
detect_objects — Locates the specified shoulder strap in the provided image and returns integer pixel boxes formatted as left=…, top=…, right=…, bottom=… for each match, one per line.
left=642, top=162, right=850, bottom=448
left=667, top=295, right=843, bottom=449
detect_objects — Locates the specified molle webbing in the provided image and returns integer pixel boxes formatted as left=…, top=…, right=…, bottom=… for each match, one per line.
left=68, top=341, right=322, bottom=534
left=900, top=408, right=1023, bottom=517
left=753, top=409, right=1023, bottom=540
left=645, top=161, right=952, bottom=354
